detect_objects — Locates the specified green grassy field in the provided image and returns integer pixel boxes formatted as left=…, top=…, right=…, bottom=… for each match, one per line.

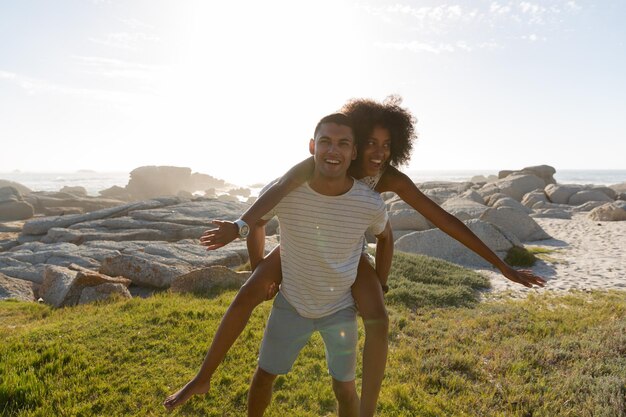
left=1, top=252, right=625, bottom=416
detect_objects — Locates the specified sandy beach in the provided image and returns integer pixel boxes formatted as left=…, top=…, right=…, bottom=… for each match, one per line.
left=481, top=212, right=626, bottom=296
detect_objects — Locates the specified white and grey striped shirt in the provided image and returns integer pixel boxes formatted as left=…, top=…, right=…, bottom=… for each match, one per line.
left=262, top=179, right=388, bottom=318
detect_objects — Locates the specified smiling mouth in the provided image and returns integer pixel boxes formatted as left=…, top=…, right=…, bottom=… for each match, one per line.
left=325, top=158, right=340, bottom=165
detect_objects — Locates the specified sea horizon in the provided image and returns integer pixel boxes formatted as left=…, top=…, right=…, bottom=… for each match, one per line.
left=1, top=169, right=625, bottom=196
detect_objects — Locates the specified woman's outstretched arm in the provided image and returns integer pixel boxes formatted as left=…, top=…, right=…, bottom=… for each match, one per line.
left=200, top=157, right=314, bottom=250
left=378, top=166, right=546, bottom=288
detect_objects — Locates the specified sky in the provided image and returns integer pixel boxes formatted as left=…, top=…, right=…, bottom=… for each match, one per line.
left=1, top=0, right=625, bottom=186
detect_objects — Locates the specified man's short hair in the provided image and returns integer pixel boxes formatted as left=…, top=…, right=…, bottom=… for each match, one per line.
left=313, top=113, right=354, bottom=138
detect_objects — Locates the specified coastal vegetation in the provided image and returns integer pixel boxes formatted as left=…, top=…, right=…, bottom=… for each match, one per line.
left=2, top=252, right=624, bottom=416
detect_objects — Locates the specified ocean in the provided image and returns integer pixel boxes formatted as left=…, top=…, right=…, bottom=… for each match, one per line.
left=1, top=169, right=625, bottom=196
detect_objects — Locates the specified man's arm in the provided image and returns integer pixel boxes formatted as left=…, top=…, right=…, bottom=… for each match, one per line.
left=374, top=220, right=393, bottom=291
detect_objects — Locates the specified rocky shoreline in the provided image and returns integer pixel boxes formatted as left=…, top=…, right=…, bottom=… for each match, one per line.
left=1, top=164, right=625, bottom=307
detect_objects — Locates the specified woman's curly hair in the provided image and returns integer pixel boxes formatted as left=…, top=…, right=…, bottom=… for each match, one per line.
left=340, top=95, right=417, bottom=167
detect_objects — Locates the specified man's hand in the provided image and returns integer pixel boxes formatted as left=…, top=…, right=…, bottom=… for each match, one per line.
left=500, top=265, right=547, bottom=288
left=199, top=220, right=238, bottom=250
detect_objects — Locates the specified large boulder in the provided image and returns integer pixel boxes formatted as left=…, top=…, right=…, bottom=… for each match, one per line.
left=99, top=253, right=192, bottom=289
left=0, top=180, right=32, bottom=195
left=60, top=186, right=87, bottom=196
left=568, top=189, right=613, bottom=206
left=78, top=283, right=131, bottom=305
left=39, top=265, right=79, bottom=307
left=395, top=219, right=521, bottom=268
left=498, top=165, right=556, bottom=185
left=485, top=174, right=546, bottom=202
left=587, top=201, right=626, bottom=221
left=441, top=196, right=489, bottom=221
left=170, top=266, right=250, bottom=294
left=479, top=207, right=551, bottom=241
left=125, top=166, right=226, bottom=200
left=544, top=184, right=584, bottom=204
left=0, top=187, right=34, bottom=221
left=0, top=272, right=36, bottom=302
left=521, top=190, right=548, bottom=208
left=492, top=196, right=532, bottom=214
left=388, top=209, right=431, bottom=231
left=0, top=201, right=34, bottom=221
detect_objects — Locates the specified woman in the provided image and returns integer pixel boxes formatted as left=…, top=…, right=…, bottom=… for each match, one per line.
left=164, top=96, right=546, bottom=414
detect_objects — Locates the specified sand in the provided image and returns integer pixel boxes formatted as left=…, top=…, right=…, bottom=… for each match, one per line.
left=479, top=213, right=626, bottom=297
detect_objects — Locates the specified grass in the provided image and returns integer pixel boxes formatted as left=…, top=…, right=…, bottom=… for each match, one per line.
left=504, top=246, right=538, bottom=268
left=1, top=253, right=625, bottom=417
left=526, top=246, right=563, bottom=264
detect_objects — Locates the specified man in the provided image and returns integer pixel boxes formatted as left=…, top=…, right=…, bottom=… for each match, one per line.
left=246, top=113, right=393, bottom=417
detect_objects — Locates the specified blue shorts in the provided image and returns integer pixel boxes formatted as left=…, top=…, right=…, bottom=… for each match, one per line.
left=258, top=292, right=358, bottom=382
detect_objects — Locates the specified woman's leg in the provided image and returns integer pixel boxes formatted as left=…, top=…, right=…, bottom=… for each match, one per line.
left=163, top=247, right=283, bottom=409
left=351, top=254, right=389, bottom=417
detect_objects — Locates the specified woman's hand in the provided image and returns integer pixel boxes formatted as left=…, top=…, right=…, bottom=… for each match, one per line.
left=199, top=220, right=238, bottom=250
left=500, top=264, right=547, bottom=288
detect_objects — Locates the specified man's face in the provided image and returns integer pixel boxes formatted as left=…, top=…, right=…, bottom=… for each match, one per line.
left=309, top=122, right=357, bottom=179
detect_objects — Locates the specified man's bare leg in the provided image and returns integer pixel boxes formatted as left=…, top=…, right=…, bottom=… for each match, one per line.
left=351, top=256, right=389, bottom=417
left=163, top=248, right=282, bottom=409
left=333, top=378, right=360, bottom=417
left=248, top=367, right=277, bottom=417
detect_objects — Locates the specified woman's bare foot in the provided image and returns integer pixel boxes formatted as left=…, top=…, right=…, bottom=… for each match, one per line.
left=163, top=377, right=211, bottom=410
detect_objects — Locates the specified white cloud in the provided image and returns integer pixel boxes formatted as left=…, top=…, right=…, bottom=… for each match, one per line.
left=375, top=39, right=500, bottom=54
left=0, top=69, right=137, bottom=104
left=74, top=56, right=162, bottom=83
left=88, top=32, right=160, bottom=50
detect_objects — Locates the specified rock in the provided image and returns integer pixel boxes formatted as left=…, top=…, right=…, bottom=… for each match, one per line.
left=170, top=266, right=251, bottom=294
left=60, top=186, right=87, bottom=196
left=126, top=166, right=193, bottom=200
left=0, top=180, right=32, bottom=195
left=0, top=186, right=22, bottom=203
left=100, top=253, right=192, bottom=288
left=544, top=184, right=584, bottom=204
left=39, top=265, right=78, bottom=307
left=478, top=174, right=546, bottom=202
left=24, top=193, right=126, bottom=215
left=530, top=209, right=572, bottom=219
left=571, top=201, right=609, bottom=213
left=531, top=201, right=573, bottom=211
left=0, top=272, right=36, bottom=301
left=484, top=193, right=509, bottom=207
left=0, top=201, right=34, bottom=221
left=441, top=196, right=489, bottom=221
left=61, top=264, right=131, bottom=306
left=492, top=197, right=532, bottom=214
left=470, top=174, right=497, bottom=184
left=217, top=194, right=239, bottom=203
left=609, top=182, right=626, bottom=194
left=588, top=202, right=626, bottom=221
left=568, top=190, right=613, bottom=206
left=78, top=283, right=132, bottom=305
left=99, top=185, right=132, bottom=201
left=499, top=165, right=556, bottom=185
left=388, top=209, right=431, bottom=231
left=42, top=207, right=84, bottom=216
left=479, top=207, right=551, bottom=242
left=22, top=199, right=172, bottom=236
left=395, top=219, right=521, bottom=268
left=521, top=190, right=548, bottom=208
left=418, top=181, right=473, bottom=204
left=228, top=187, right=251, bottom=198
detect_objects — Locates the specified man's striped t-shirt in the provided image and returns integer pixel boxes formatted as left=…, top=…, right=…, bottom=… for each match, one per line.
left=261, top=179, right=388, bottom=319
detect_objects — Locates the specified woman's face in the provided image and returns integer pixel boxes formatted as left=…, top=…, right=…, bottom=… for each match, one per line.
left=358, top=125, right=391, bottom=177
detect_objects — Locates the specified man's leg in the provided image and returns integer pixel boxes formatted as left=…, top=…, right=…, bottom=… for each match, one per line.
left=351, top=255, right=389, bottom=417
left=163, top=248, right=282, bottom=409
left=332, top=378, right=359, bottom=417
left=248, top=367, right=277, bottom=417
left=318, top=305, right=360, bottom=417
